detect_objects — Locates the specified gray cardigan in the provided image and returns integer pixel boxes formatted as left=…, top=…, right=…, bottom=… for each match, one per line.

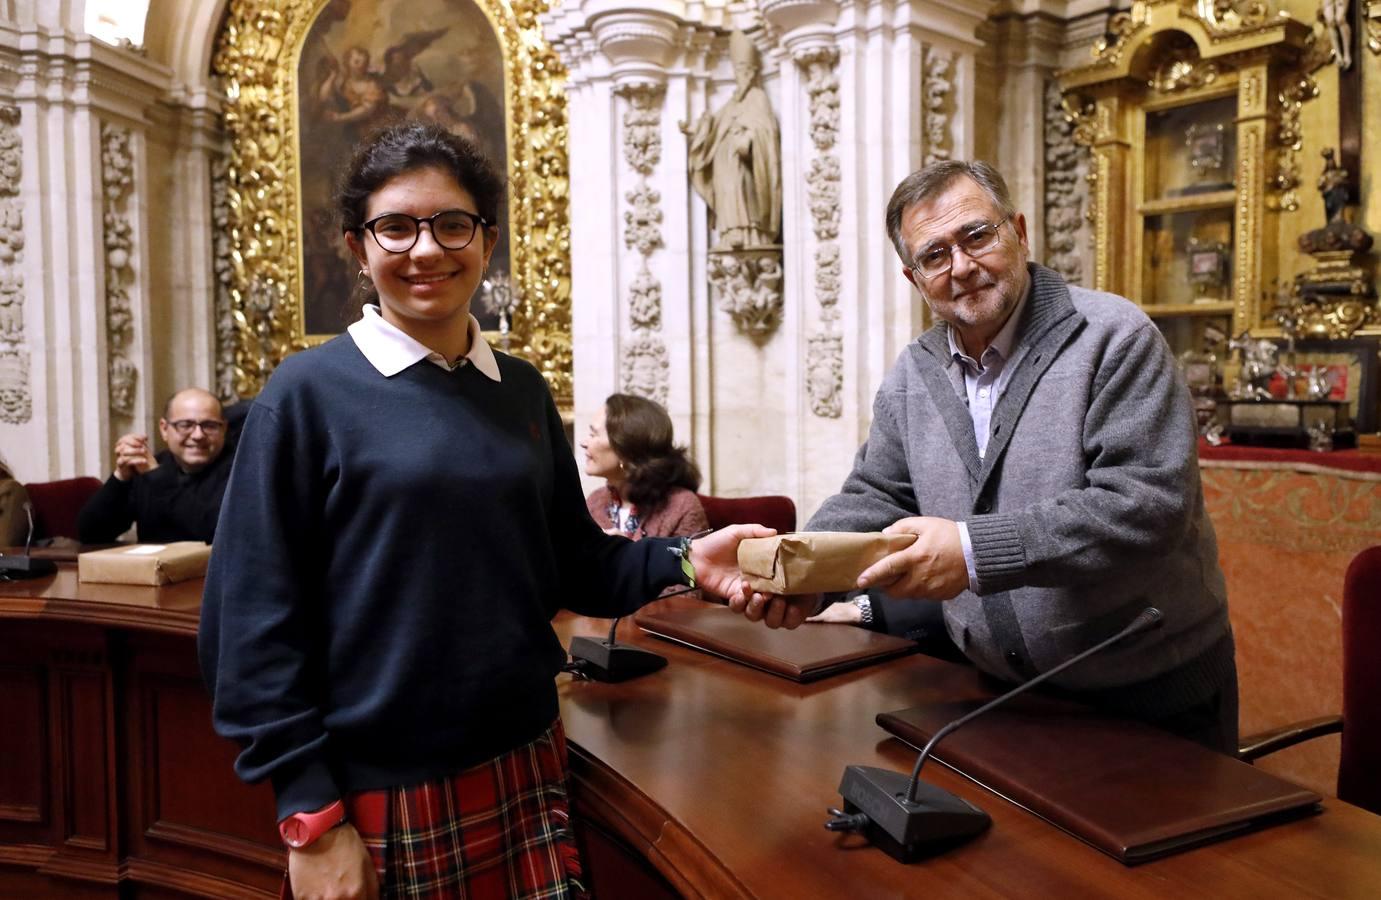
left=808, top=264, right=1232, bottom=718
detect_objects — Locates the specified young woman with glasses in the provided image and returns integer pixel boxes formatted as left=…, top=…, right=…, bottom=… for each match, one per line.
left=198, top=122, right=776, bottom=900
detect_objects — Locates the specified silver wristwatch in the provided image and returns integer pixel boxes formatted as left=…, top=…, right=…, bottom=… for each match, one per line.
left=853, top=594, right=874, bottom=626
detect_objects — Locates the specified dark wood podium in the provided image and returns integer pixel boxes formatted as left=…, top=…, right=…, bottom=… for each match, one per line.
left=3, top=575, right=1380, bottom=898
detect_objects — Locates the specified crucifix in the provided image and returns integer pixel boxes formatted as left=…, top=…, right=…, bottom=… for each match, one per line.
left=1332, top=0, right=1362, bottom=185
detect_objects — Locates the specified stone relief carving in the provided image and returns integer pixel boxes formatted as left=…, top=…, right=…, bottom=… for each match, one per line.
left=0, top=106, right=28, bottom=423
left=101, top=122, right=138, bottom=422
left=620, top=333, right=670, bottom=407
left=707, top=250, right=783, bottom=339
left=806, top=332, right=843, bottom=418
left=623, top=183, right=665, bottom=257
left=628, top=266, right=662, bottom=331
left=686, top=31, right=782, bottom=251
left=1043, top=81, right=1087, bottom=286
left=620, top=83, right=663, bottom=177
left=0, top=351, right=31, bottom=424
left=798, top=45, right=843, bottom=417
left=923, top=47, right=954, bottom=167
left=211, top=158, right=239, bottom=402
left=814, top=242, right=841, bottom=315
left=798, top=46, right=840, bottom=152
left=617, top=81, right=668, bottom=404
left=807, top=156, right=841, bottom=243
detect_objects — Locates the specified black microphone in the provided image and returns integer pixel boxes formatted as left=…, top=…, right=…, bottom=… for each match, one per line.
left=568, top=615, right=668, bottom=682
left=825, top=607, right=1164, bottom=863
left=0, top=501, right=58, bottom=578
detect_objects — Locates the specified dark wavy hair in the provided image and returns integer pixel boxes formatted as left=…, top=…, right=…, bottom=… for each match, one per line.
left=336, top=122, right=506, bottom=302
left=605, top=394, right=701, bottom=513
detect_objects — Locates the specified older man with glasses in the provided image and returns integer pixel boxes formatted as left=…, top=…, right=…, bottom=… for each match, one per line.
left=741, top=160, right=1238, bottom=754
left=78, top=387, right=234, bottom=544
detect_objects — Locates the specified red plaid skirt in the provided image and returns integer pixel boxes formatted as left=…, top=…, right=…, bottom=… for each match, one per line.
left=283, top=719, right=587, bottom=899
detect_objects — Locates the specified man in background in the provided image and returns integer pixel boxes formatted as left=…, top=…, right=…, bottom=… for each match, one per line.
left=78, top=387, right=233, bottom=544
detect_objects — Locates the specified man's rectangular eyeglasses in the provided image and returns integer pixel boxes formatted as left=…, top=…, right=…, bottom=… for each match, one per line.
left=167, top=419, right=225, bottom=436
left=910, top=215, right=1012, bottom=280
left=353, top=210, right=489, bottom=254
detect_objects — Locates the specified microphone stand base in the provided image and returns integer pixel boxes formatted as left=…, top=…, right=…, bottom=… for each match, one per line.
left=834, top=765, right=991, bottom=863
left=0, top=555, right=57, bottom=579
left=568, top=636, right=667, bottom=683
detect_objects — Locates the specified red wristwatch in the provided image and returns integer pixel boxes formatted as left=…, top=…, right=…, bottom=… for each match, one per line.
left=278, top=800, right=346, bottom=849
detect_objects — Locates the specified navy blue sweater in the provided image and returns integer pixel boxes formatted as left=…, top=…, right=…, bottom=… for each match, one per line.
left=198, top=336, right=683, bottom=819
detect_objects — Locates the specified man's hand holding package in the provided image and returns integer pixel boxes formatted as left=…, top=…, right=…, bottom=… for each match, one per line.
left=857, top=516, right=967, bottom=600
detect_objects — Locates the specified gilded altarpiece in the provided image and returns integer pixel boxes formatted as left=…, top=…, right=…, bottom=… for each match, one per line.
left=1059, top=1, right=1314, bottom=354
left=212, top=0, right=573, bottom=404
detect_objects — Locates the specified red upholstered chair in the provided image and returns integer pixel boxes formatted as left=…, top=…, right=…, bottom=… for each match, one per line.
left=696, top=494, right=796, bottom=535
left=1238, top=546, right=1381, bottom=815
left=23, top=477, right=103, bottom=541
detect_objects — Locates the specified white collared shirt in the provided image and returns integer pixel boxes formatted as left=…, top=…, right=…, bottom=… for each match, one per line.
left=946, top=291, right=1029, bottom=595
left=946, top=290, right=1028, bottom=460
left=347, top=304, right=502, bottom=382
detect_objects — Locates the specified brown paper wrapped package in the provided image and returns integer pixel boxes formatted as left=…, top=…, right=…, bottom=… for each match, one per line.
left=78, top=542, right=212, bottom=586
left=737, top=532, right=918, bottom=594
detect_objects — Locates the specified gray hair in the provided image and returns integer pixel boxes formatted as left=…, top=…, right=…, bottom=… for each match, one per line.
left=884, top=160, right=1016, bottom=266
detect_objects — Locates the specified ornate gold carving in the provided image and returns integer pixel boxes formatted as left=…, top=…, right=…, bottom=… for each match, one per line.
left=1196, top=1, right=1272, bottom=33
left=1092, top=8, right=1145, bottom=65
left=1366, top=0, right=1381, bottom=54
left=1061, top=94, right=1100, bottom=148
left=1092, top=150, right=1113, bottom=291
left=1235, top=124, right=1262, bottom=328
left=1149, top=52, right=1219, bottom=92
left=1272, top=68, right=1320, bottom=212
left=212, top=0, right=573, bottom=405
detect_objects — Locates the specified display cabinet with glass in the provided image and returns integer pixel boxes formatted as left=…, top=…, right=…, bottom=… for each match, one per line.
left=1058, top=2, right=1311, bottom=358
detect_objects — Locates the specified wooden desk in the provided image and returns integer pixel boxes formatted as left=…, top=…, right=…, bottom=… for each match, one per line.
left=3, top=574, right=1380, bottom=898
left=558, top=602, right=1381, bottom=899
left=0, top=567, right=282, bottom=899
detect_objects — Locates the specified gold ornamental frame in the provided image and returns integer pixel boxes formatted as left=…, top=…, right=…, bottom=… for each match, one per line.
left=1059, top=0, right=1312, bottom=337
left=211, top=0, right=573, bottom=406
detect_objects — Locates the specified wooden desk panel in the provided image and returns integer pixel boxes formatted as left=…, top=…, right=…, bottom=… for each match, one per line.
left=0, top=570, right=281, bottom=899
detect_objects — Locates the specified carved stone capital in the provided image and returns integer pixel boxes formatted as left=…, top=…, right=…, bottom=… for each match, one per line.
left=590, top=11, right=680, bottom=70
left=761, top=0, right=839, bottom=41
left=708, top=248, right=784, bottom=339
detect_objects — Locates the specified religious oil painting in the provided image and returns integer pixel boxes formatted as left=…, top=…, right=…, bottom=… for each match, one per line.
left=297, top=0, right=510, bottom=336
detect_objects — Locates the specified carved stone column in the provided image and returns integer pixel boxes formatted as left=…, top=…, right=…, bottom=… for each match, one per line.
left=0, top=18, right=215, bottom=480
left=545, top=4, right=720, bottom=491
left=617, top=81, right=671, bottom=406
left=0, top=106, right=31, bottom=428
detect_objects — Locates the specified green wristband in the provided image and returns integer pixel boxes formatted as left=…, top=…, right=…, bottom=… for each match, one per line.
left=679, top=536, right=696, bottom=588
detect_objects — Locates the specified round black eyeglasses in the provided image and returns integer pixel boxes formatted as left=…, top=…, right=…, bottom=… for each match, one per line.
left=353, top=210, right=489, bottom=254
